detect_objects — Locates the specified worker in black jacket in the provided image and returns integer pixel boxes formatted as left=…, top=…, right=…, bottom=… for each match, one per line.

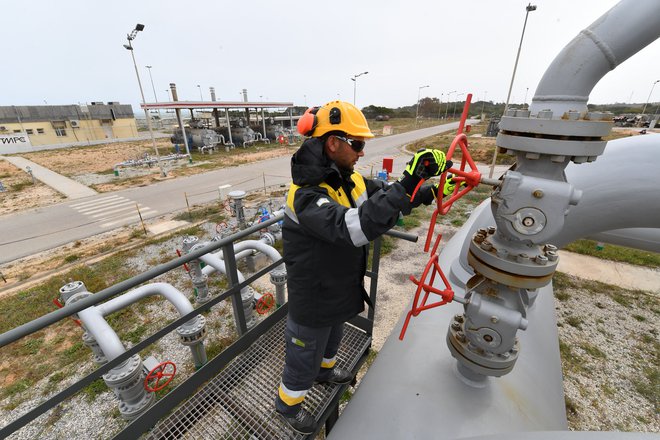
left=275, top=100, right=451, bottom=434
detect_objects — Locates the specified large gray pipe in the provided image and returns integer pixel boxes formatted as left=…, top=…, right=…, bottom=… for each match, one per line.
left=530, top=0, right=660, bottom=117
left=558, top=134, right=660, bottom=247
left=328, top=206, right=567, bottom=439
left=331, top=1, right=660, bottom=437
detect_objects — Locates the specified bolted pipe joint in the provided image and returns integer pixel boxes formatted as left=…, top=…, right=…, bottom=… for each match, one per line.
left=228, top=190, right=247, bottom=229
left=243, top=287, right=257, bottom=329
left=60, top=281, right=92, bottom=320
left=176, top=315, right=207, bottom=368
left=182, top=236, right=211, bottom=304
left=269, top=267, right=287, bottom=307
left=447, top=277, right=528, bottom=379
left=60, top=281, right=108, bottom=365
left=103, top=354, right=154, bottom=420
left=82, top=331, right=107, bottom=366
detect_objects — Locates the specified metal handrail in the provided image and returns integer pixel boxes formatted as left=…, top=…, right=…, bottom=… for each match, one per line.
left=0, top=214, right=417, bottom=438
left=0, top=214, right=284, bottom=348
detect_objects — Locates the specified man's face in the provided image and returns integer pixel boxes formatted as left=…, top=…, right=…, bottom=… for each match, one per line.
left=325, top=135, right=366, bottom=171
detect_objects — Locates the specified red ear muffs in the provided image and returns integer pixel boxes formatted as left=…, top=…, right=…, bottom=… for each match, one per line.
left=297, top=106, right=320, bottom=136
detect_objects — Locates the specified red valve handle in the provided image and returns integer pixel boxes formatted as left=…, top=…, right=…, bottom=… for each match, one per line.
left=144, top=361, right=176, bottom=392
left=175, top=249, right=190, bottom=273
left=256, top=292, right=275, bottom=315
left=423, top=93, right=481, bottom=252
left=52, top=298, right=82, bottom=327
left=400, top=234, right=455, bottom=340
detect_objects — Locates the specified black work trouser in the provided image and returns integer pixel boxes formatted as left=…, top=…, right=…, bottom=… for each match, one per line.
left=275, top=315, right=343, bottom=416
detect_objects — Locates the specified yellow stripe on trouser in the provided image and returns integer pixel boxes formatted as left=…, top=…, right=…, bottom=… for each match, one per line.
left=321, top=356, right=336, bottom=369
left=278, top=383, right=308, bottom=406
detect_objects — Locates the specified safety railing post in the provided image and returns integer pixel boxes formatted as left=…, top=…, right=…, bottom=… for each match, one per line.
left=366, top=237, right=382, bottom=329
left=222, top=242, right=248, bottom=336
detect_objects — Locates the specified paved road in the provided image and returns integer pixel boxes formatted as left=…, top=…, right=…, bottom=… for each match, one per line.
left=1, top=122, right=501, bottom=264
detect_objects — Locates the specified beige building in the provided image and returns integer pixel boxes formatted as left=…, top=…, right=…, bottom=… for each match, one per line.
left=0, top=103, right=138, bottom=151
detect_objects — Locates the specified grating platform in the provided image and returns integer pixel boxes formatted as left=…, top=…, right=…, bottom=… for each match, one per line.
left=145, top=318, right=371, bottom=440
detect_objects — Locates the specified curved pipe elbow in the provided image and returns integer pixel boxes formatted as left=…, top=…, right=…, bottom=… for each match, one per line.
left=78, top=307, right=126, bottom=361
left=530, top=0, right=660, bottom=116
left=97, top=282, right=194, bottom=318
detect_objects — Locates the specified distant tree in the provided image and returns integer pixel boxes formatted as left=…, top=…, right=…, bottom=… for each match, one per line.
left=362, top=105, right=394, bottom=119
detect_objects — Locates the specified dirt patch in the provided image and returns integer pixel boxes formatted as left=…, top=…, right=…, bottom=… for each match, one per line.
left=18, top=140, right=167, bottom=175
left=0, top=139, right=294, bottom=215
left=0, top=160, right=66, bottom=216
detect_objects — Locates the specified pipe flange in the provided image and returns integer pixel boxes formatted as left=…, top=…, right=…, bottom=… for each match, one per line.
left=59, top=281, right=89, bottom=304
left=260, top=232, right=275, bottom=246
left=118, top=391, right=155, bottom=420
left=446, top=325, right=519, bottom=377
left=468, top=251, right=554, bottom=289
left=496, top=132, right=606, bottom=160
left=182, top=236, right=200, bottom=253
left=469, top=235, right=558, bottom=278
left=269, top=268, right=287, bottom=285
left=498, top=114, right=612, bottom=138
left=103, top=354, right=142, bottom=386
left=177, top=315, right=207, bottom=345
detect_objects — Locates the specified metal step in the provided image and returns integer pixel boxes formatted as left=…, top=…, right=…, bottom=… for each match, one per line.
left=145, top=317, right=371, bottom=439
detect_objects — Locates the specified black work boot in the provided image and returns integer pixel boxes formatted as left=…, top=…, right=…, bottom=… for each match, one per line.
left=276, top=407, right=316, bottom=435
left=316, top=367, right=354, bottom=385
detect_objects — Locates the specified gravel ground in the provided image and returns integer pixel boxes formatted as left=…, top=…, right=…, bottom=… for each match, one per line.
left=1, top=201, right=658, bottom=438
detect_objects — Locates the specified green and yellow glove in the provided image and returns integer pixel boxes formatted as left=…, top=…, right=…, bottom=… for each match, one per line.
left=442, top=174, right=467, bottom=197
left=398, top=148, right=452, bottom=196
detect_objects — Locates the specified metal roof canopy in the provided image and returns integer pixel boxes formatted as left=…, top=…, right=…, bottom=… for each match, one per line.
left=141, top=101, right=294, bottom=110
left=142, top=101, right=296, bottom=153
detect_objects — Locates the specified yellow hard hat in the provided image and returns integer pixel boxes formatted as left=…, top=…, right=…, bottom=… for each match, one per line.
left=297, top=100, right=374, bottom=138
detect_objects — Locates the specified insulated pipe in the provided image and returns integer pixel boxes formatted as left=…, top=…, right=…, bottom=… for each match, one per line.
left=200, top=253, right=249, bottom=288
left=327, top=210, right=567, bottom=439
left=97, top=282, right=193, bottom=317
left=77, top=307, right=126, bottom=361
left=530, top=0, right=660, bottom=117
left=198, top=253, right=256, bottom=330
left=86, top=282, right=207, bottom=368
left=589, top=228, right=660, bottom=254
left=553, top=134, right=660, bottom=247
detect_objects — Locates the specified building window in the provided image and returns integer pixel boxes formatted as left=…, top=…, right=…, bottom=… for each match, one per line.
left=37, top=128, right=45, bottom=134
left=26, top=129, right=34, bottom=134
left=55, top=128, right=67, bottom=137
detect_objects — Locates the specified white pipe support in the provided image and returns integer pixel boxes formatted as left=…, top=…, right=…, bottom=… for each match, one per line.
left=530, top=0, right=660, bottom=117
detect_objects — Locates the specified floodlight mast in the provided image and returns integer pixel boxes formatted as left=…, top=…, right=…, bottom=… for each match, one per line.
left=124, top=24, right=167, bottom=176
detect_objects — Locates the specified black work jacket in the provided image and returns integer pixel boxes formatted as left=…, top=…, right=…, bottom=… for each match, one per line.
left=283, top=138, right=414, bottom=327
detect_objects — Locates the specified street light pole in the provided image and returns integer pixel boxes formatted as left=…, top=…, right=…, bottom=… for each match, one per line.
left=524, top=87, right=530, bottom=109
left=351, top=71, right=369, bottom=106
left=197, top=85, right=203, bottom=101
left=437, top=93, right=444, bottom=119
left=444, top=90, right=456, bottom=120
left=415, top=85, right=430, bottom=127
left=145, top=65, right=161, bottom=128
left=452, top=93, right=464, bottom=119
left=481, top=91, right=488, bottom=119
left=503, top=3, right=536, bottom=116
left=491, top=3, right=537, bottom=178
left=641, top=79, right=660, bottom=116
left=123, top=24, right=166, bottom=177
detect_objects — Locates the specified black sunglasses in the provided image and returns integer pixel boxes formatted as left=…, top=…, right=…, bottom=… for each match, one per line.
left=335, top=135, right=366, bottom=153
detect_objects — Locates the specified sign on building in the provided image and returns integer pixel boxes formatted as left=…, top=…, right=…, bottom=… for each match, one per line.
left=0, top=133, right=32, bottom=153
